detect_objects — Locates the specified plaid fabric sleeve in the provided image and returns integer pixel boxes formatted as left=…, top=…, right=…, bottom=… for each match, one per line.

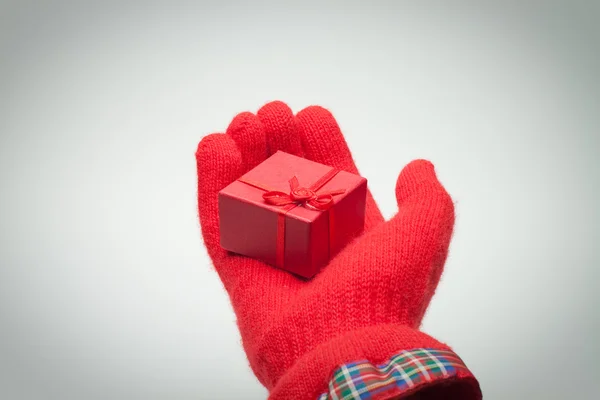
left=318, top=348, right=474, bottom=400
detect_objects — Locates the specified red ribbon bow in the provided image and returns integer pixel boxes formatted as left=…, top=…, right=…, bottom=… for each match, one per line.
left=263, top=176, right=345, bottom=211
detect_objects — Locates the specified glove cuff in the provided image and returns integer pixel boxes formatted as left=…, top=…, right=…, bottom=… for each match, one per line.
left=268, top=324, right=481, bottom=400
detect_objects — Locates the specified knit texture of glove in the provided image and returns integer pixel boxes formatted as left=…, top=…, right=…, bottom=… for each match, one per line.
left=196, top=101, right=481, bottom=399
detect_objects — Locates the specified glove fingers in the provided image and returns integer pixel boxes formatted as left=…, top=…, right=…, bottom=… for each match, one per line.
left=396, top=159, right=445, bottom=208
left=257, top=101, right=305, bottom=157
left=393, top=159, right=455, bottom=323
left=295, top=106, right=359, bottom=173
left=196, top=133, right=242, bottom=260
left=226, top=111, right=268, bottom=172
left=296, top=105, right=384, bottom=231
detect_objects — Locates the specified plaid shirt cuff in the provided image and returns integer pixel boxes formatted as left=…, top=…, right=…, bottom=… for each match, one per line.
left=318, top=348, right=474, bottom=400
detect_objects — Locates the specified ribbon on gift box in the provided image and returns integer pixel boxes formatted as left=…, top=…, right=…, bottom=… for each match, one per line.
left=237, top=167, right=345, bottom=269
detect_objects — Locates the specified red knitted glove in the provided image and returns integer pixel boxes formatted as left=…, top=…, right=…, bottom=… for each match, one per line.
left=196, top=101, right=481, bottom=400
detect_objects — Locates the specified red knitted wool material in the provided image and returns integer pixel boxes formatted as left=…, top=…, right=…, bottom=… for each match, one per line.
left=196, top=101, right=481, bottom=399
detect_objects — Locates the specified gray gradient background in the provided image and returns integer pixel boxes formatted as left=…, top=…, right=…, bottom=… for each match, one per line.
left=1, top=1, right=599, bottom=399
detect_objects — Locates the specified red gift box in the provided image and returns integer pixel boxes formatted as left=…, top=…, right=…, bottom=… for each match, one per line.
left=219, top=151, right=367, bottom=278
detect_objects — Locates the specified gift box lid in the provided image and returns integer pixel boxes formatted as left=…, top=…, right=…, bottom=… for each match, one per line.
left=219, top=151, right=366, bottom=223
